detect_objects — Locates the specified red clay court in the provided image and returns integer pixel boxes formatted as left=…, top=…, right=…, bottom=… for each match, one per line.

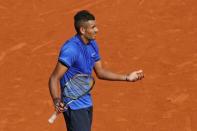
left=0, top=0, right=197, bottom=131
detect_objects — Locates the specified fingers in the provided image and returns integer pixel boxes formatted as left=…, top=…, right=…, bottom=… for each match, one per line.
left=136, top=70, right=144, bottom=80
left=53, top=98, right=65, bottom=113
left=55, top=102, right=65, bottom=113
left=127, top=70, right=144, bottom=82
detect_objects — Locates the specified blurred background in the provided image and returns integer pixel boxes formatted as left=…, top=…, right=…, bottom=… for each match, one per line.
left=0, top=0, right=197, bottom=131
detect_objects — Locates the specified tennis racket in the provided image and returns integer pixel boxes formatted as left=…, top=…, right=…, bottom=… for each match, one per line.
left=48, top=74, right=95, bottom=124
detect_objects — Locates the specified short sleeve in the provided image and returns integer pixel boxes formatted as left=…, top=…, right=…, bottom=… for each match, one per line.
left=58, top=43, right=78, bottom=68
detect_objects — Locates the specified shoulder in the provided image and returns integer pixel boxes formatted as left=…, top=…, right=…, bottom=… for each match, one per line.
left=60, top=36, right=80, bottom=53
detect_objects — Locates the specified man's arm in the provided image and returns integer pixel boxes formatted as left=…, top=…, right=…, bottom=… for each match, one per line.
left=94, top=60, right=144, bottom=82
left=49, top=62, right=68, bottom=112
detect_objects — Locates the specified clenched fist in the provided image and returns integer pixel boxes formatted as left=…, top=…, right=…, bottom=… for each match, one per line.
left=126, top=70, right=144, bottom=82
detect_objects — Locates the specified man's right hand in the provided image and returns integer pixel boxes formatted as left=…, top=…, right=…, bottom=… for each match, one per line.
left=53, top=98, right=65, bottom=113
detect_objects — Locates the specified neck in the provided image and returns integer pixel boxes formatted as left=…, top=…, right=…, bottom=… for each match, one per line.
left=80, top=35, right=89, bottom=44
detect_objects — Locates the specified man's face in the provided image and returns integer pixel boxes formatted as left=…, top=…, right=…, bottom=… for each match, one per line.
left=81, top=20, right=98, bottom=40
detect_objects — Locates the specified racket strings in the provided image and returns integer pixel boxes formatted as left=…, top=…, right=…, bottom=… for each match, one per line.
left=71, top=80, right=86, bottom=97
left=63, top=75, right=94, bottom=99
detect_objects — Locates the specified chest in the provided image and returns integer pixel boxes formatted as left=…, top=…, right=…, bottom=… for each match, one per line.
left=74, top=44, right=97, bottom=73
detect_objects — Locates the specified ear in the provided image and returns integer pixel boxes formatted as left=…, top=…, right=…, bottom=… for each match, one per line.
left=79, top=27, right=86, bottom=35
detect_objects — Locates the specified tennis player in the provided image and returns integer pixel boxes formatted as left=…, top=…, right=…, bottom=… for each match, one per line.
left=48, top=10, right=144, bottom=131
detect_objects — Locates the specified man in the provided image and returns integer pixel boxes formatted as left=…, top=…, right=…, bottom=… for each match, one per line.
left=49, top=10, right=144, bottom=131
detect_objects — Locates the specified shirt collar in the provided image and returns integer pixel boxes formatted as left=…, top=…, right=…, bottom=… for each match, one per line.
left=76, top=34, right=92, bottom=45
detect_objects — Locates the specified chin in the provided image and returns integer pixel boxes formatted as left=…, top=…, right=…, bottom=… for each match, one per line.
left=87, top=35, right=97, bottom=41
left=92, top=35, right=97, bottom=40
left=88, top=37, right=96, bottom=41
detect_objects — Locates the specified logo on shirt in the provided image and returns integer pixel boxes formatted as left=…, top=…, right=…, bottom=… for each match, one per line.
left=91, top=53, right=96, bottom=57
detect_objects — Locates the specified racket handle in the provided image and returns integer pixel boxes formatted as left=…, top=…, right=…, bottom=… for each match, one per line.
left=48, top=100, right=74, bottom=124
left=48, top=111, right=58, bottom=124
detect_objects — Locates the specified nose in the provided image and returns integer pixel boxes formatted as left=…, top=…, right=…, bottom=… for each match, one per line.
left=94, top=27, right=99, bottom=33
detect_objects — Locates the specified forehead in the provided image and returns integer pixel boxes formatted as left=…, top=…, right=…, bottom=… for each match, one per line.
left=83, top=20, right=96, bottom=27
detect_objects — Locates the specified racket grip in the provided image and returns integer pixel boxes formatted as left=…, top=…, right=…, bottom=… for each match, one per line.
left=48, top=111, right=58, bottom=124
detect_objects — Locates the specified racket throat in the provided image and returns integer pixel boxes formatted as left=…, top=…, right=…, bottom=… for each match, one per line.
left=64, top=100, right=75, bottom=110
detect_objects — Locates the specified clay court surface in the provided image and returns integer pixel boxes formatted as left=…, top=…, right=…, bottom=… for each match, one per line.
left=0, top=0, right=197, bottom=131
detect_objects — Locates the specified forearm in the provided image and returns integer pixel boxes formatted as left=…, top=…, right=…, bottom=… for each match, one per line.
left=49, top=76, right=65, bottom=112
left=48, top=76, right=60, bottom=101
left=96, top=68, right=127, bottom=81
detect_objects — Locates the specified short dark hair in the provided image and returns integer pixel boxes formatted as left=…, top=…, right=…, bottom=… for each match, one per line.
left=74, top=10, right=95, bottom=34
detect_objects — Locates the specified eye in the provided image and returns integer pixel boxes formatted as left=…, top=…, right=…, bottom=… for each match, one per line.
left=92, top=25, right=96, bottom=29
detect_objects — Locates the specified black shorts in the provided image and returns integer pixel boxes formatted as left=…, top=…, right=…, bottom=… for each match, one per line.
left=63, top=106, right=93, bottom=131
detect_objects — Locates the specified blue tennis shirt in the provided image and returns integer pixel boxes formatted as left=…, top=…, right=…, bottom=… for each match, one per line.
left=58, top=34, right=100, bottom=110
